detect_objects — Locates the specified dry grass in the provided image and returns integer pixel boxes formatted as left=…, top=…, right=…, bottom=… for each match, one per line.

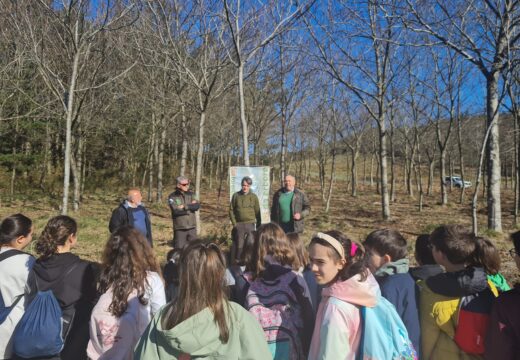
left=1, top=174, right=518, bottom=285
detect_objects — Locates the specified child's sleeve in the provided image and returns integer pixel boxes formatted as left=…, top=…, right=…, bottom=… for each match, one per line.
left=148, top=272, right=166, bottom=316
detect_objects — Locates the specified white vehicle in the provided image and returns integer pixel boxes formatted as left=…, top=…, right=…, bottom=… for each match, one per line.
left=444, top=176, right=472, bottom=188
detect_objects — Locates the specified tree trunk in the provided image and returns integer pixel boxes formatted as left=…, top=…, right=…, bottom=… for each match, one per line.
left=180, top=103, right=188, bottom=176
left=351, top=148, right=358, bottom=197
left=62, top=49, right=80, bottom=215
left=238, top=63, right=250, bottom=166
left=157, top=114, right=166, bottom=202
left=195, top=110, right=206, bottom=235
left=378, top=117, right=390, bottom=220
left=486, top=73, right=502, bottom=231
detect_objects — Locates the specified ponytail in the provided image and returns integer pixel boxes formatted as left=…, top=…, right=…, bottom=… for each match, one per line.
left=36, top=215, right=77, bottom=258
left=0, top=213, right=32, bottom=245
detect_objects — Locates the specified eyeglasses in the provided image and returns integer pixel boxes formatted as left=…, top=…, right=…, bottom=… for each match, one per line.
left=509, top=248, right=519, bottom=258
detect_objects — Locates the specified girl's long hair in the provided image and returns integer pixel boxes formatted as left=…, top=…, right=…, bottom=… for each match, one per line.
left=35, top=215, right=77, bottom=258
left=310, top=230, right=370, bottom=282
left=98, top=226, right=161, bottom=317
left=248, top=223, right=295, bottom=279
left=162, top=240, right=230, bottom=343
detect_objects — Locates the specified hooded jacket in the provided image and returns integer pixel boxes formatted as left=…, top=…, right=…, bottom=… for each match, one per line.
left=419, top=267, right=489, bottom=360
left=485, top=287, right=520, bottom=360
left=308, top=272, right=379, bottom=360
left=0, top=249, right=35, bottom=359
left=134, top=301, right=272, bottom=359
left=29, top=253, right=98, bottom=360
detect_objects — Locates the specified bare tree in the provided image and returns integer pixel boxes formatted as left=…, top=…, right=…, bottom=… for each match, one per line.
left=402, top=0, right=520, bottom=231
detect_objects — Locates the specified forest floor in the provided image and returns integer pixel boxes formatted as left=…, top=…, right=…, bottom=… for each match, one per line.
left=1, top=178, right=519, bottom=285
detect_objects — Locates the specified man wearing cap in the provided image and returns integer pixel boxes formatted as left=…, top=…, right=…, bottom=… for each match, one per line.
left=229, top=176, right=261, bottom=264
left=168, top=176, right=200, bottom=249
left=109, top=188, right=153, bottom=246
left=271, top=175, right=310, bottom=233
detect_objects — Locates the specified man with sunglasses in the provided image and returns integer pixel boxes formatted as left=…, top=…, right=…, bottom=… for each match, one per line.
left=168, top=176, right=200, bottom=249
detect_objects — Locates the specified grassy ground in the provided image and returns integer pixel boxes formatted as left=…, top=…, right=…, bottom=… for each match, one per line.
left=1, top=176, right=519, bottom=285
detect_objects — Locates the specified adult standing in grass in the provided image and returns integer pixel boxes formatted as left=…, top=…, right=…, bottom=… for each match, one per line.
left=271, top=175, right=310, bottom=234
left=109, top=188, right=153, bottom=247
left=229, top=176, right=261, bottom=264
left=168, top=176, right=200, bottom=249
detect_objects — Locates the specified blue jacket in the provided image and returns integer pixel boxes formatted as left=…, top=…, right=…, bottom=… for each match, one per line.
left=376, top=272, right=421, bottom=355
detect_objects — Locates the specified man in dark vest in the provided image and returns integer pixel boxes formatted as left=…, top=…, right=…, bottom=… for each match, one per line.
left=168, top=176, right=200, bottom=249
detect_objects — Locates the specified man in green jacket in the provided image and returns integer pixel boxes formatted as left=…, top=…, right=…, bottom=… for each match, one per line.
left=229, top=176, right=261, bottom=264
left=271, top=175, right=310, bottom=233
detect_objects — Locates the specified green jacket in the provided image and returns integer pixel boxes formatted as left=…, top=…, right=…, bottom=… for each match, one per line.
left=229, top=191, right=261, bottom=227
left=134, top=302, right=272, bottom=360
left=270, top=187, right=310, bottom=233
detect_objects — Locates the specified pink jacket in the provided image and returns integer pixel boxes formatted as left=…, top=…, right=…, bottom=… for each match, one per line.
left=308, top=272, right=380, bottom=360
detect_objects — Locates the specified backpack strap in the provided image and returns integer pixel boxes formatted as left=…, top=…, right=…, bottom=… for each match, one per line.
left=356, top=306, right=366, bottom=360
left=0, top=249, right=26, bottom=262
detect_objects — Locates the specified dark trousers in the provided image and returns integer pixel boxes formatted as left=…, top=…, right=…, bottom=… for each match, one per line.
left=230, top=223, right=255, bottom=265
left=173, top=228, right=197, bottom=249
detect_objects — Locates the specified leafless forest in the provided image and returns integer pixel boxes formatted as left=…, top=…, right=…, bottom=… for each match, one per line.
left=2, top=0, right=520, bottom=236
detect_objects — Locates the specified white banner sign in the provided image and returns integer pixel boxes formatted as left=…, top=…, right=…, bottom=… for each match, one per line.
left=229, top=166, right=270, bottom=224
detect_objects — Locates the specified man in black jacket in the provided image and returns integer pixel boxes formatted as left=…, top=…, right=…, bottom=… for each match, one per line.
left=168, top=176, right=200, bottom=249
left=108, top=188, right=153, bottom=246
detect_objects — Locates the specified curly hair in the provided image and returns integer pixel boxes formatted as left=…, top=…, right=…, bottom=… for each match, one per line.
left=248, top=223, right=295, bottom=279
left=36, top=215, right=77, bottom=258
left=98, top=226, right=161, bottom=318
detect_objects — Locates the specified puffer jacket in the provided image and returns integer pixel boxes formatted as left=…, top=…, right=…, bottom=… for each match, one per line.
left=419, top=267, right=490, bottom=360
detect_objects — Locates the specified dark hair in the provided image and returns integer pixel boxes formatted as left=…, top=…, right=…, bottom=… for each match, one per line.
left=470, top=237, right=500, bottom=275
left=429, top=224, right=477, bottom=265
left=248, top=223, right=294, bottom=279
left=0, top=213, right=32, bottom=245
left=162, top=241, right=229, bottom=342
left=98, top=226, right=161, bottom=317
left=364, top=229, right=407, bottom=260
left=286, top=232, right=309, bottom=270
left=310, top=230, right=370, bottom=282
left=511, top=231, right=520, bottom=254
left=415, top=234, right=436, bottom=265
left=36, top=215, right=77, bottom=258
left=241, top=176, right=252, bottom=186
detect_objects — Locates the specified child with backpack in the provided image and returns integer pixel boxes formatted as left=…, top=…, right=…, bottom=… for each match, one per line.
left=485, top=231, right=520, bottom=359
left=238, top=223, right=314, bottom=360
left=134, top=240, right=272, bottom=359
left=363, top=229, right=421, bottom=353
left=87, top=226, right=166, bottom=360
left=286, top=232, right=321, bottom=311
left=0, top=214, right=35, bottom=360
left=13, top=216, right=98, bottom=360
left=308, top=230, right=416, bottom=360
left=475, top=236, right=510, bottom=292
left=409, top=234, right=443, bottom=281
left=419, top=225, right=498, bottom=359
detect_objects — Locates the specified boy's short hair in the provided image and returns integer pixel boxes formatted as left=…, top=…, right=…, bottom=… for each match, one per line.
left=415, top=234, right=436, bottom=265
left=364, top=229, right=407, bottom=260
left=429, top=224, right=474, bottom=265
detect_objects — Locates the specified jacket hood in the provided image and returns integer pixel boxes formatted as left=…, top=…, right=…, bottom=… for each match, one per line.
left=409, top=264, right=444, bottom=281
left=33, top=252, right=81, bottom=284
left=426, top=266, right=488, bottom=297
left=155, top=305, right=235, bottom=356
left=322, top=271, right=380, bottom=307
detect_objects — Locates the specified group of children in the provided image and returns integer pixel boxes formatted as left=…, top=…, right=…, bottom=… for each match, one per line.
left=0, top=212, right=519, bottom=360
